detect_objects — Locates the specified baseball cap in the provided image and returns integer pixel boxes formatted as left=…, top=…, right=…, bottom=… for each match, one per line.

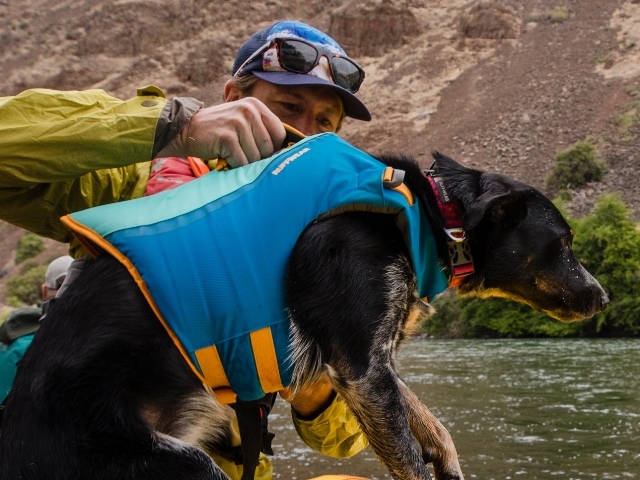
left=232, top=21, right=371, bottom=121
left=44, top=255, right=74, bottom=290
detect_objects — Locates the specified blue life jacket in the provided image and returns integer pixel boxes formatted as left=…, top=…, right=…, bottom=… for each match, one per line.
left=62, top=133, right=448, bottom=403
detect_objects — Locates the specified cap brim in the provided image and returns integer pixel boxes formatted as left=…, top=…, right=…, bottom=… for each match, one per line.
left=253, top=71, right=371, bottom=122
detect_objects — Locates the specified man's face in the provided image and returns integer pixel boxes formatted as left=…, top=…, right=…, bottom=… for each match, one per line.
left=229, top=79, right=345, bottom=136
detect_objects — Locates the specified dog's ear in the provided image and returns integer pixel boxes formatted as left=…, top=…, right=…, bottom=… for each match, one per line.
left=431, top=151, right=481, bottom=204
left=463, top=174, right=525, bottom=230
left=431, top=152, right=527, bottom=230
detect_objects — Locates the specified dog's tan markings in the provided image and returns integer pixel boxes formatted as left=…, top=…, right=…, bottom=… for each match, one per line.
left=141, top=405, right=162, bottom=428
left=397, top=380, right=464, bottom=480
left=333, top=369, right=464, bottom=480
left=330, top=371, right=434, bottom=480
left=380, top=258, right=416, bottom=349
left=318, top=260, right=464, bottom=480
left=153, top=386, right=237, bottom=452
left=472, top=285, right=588, bottom=322
left=403, top=303, right=433, bottom=338
left=472, top=286, right=525, bottom=303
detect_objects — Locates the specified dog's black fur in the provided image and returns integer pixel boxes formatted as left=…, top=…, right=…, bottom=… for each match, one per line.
left=0, top=153, right=607, bottom=480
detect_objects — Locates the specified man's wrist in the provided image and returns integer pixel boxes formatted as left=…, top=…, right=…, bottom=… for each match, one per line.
left=153, top=97, right=204, bottom=158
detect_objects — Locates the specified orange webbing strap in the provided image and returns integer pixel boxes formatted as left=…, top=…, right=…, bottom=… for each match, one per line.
left=194, top=327, right=285, bottom=403
left=211, top=158, right=229, bottom=171
left=59, top=214, right=209, bottom=388
left=282, top=123, right=306, bottom=148
left=194, top=345, right=237, bottom=404
left=382, top=166, right=415, bottom=206
left=249, top=327, right=285, bottom=393
left=212, top=387, right=237, bottom=405
left=392, top=184, right=415, bottom=206
left=187, top=156, right=210, bottom=178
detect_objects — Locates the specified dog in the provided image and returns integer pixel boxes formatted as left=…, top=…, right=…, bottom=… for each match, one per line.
left=0, top=139, right=608, bottom=480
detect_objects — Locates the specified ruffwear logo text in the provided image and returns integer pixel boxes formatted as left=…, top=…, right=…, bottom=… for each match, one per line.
left=271, top=147, right=310, bottom=175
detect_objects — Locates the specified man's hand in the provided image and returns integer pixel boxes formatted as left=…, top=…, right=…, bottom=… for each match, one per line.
left=157, top=98, right=286, bottom=168
left=279, top=372, right=336, bottom=419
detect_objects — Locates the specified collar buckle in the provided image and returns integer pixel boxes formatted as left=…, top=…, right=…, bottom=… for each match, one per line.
left=445, top=227, right=466, bottom=243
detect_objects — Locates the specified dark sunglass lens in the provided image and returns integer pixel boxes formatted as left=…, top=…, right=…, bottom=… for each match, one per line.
left=331, top=57, right=362, bottom=92
left=280, top=40, right=318, bottom=73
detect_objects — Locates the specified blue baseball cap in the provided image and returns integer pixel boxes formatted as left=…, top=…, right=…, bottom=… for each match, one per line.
left=232, top=21, right=371, bottom=121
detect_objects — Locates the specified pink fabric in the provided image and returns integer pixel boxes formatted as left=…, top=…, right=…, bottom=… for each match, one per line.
left=145, top=157, right=198, bottom=196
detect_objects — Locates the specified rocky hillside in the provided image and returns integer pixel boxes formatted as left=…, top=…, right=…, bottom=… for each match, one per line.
left=1, top=0, right=639, bottom=305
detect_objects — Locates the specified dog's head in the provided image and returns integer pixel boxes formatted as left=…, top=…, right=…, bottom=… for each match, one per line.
left=431, top=152, right=608, bottom=322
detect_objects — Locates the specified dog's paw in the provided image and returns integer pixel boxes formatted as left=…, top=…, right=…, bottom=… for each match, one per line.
left=422, top=450, right=464, bottom=480
left=433, top=463, right=465, bottom=480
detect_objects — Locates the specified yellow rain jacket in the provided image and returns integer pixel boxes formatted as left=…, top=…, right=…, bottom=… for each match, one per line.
left=0, top=87, right=368, bottom=479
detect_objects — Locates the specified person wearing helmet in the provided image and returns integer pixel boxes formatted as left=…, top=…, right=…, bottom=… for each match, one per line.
left=0, top=255, right=73, bottom=403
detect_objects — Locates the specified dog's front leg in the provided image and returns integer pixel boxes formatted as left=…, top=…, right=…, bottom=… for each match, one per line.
left=397, top=380, right=464, bottom=480
left=329, top=363, right=434, bottom=480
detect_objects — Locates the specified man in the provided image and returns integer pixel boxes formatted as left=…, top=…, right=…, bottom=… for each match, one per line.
left=0, top=20, right=370, bottom=479
left=0, top=255, right=74, bottom=402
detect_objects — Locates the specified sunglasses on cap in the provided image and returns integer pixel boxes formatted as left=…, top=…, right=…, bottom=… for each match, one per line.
left=234, top=37, right=365, bottom=94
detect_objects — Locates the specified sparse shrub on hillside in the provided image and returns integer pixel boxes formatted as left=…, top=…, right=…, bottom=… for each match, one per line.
left=6, top=264, right=47, bottom=306
left=19, top=259, right=41, bottom=274
left=550, top=6, right=569, bottom=23
left=527, top=6, right=569, bottom=23
left=615, top=103, right=640, bottom=141
left=15, top=232, right=44, bottom=264
left=546, top=139, right=605, bottom=192
left=556, top=189, right=573, bottom=202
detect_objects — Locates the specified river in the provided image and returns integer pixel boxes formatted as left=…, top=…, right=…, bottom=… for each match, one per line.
left=268, top=339, right=640, bottom=479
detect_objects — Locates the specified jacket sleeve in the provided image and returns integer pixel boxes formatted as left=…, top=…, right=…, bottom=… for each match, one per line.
left=292, top=393, right=368, bottom=458
left=0, top=87, right=202, bottom=250
left=0, top=86, right=203, bottom=187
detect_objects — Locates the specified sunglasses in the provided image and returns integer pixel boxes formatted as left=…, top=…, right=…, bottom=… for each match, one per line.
left=234, top=37, right=365, bottom=93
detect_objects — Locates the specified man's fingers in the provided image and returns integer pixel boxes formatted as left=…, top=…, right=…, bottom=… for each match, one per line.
left=157, top=97, right=288, bottom=166
left=229, top=101, right=285, bottom=165
left=223, top=144, right=250, bottom=168
left=234, top=124, right=262, bottom=166
left=239, top=99, right=285, bottom=161
left=259, top=109, right=286, bottom=154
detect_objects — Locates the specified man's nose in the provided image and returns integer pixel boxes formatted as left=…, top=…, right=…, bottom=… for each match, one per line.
left=293, top=116, right=317, bottom=136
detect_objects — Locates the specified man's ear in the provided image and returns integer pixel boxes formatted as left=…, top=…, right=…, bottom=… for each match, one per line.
left=223, top=79, right=243, bottom=102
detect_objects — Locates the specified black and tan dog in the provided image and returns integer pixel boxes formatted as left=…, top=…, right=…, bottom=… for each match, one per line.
left=0, top=151, right=607, bottom=480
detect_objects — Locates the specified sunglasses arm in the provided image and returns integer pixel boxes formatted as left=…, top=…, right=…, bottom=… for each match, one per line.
left=233, top=40, right=272, bottom=78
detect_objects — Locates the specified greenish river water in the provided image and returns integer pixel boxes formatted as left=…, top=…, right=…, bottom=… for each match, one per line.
left=269, top=339, right=640, bottom=479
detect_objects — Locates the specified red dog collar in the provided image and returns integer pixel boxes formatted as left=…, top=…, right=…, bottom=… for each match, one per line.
left=426, top=175, right=475, bottom=288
